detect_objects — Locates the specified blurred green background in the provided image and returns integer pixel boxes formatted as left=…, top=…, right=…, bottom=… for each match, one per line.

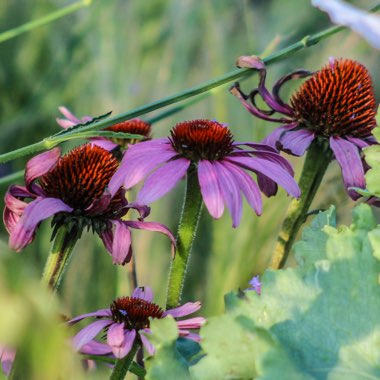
left=0, top=0, right=379, bottom=378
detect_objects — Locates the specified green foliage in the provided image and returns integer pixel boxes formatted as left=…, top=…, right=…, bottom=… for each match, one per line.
left=146, top=205, right=380, bottom=379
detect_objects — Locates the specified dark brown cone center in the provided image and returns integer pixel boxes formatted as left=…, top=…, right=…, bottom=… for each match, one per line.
left=169, top=119, right=234, bottom=161
left=110, top=296, right=164, bottom=330
left=290, top=59, right=377, bottom=138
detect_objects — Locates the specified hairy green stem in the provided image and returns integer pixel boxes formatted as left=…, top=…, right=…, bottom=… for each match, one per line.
left=1, top=12, right=372, bottom=163
left=166, top=168, right=203, bottom=309
left=269, top=139, right=332, bottom=269
left=0, top=0, right=91, bottom=44
left=110, top=344, right=139, bottom=380
left=41, top=224, right=80, bottom=291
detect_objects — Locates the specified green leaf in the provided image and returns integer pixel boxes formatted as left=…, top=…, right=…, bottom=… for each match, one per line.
left=363, top=145, right=380, bottom=197
left=145, top=317, right=191, bottom=380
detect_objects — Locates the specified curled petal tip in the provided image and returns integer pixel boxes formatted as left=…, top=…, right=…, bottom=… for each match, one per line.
left=236, top=55, right=265, bottom=70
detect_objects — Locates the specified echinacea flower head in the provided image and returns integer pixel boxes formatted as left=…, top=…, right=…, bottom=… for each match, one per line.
left=56, top=106, right=151, bottom=152
left=231, top=57, right=378, bottom=200
left=109, top=119, right=300, bottom=227
left=69, top=286, right=205, bottom=358
left=3, top=144, right=174, bottom=264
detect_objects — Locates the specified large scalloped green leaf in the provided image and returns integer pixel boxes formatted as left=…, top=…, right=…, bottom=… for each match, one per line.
left=364, top=144, right=380, bottom=197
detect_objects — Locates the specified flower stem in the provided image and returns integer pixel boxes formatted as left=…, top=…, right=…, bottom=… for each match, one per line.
left=166, top=167, right=203, bottom=309
left=269, top=139, right=332, bottom=269
left=110, top=344, right=139, bottom=380
left=41, top=224, right=80, bottom=291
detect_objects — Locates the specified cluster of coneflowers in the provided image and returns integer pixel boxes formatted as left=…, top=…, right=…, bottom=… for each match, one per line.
left=2, top=56, right=378, bottom=377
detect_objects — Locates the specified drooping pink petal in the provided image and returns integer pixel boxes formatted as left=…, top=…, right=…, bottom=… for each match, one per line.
left=68, top=309, right=112, bottom=324
left=9, top=197, right=73, bottom=251
left=262, top=122, right=298, bottom=148
left=176, top=317, right=206, bottom=329
left=107, top=325, right=136, bottom=359
left=125, top=221, right=176, bottom=257
left=248, top=150, right=295, bottom=176
left=233, top=142, right=278, bottom=153
left=80, top=340, right=113, bottom=356
left=179, top=332, right=201, bottom=342
left=256, top=173, right=278, bottom=197
left=85, top=190, right=112, bottom=215
left=137, top=158, right=190, bottom=204
left=108, top=139, right=176, bottom=196
left=25, top=148, right=61, bottom=189
left=330, top=136, right=365, bottom=200
left=227, top=156, right=300, bottom=198
left=73, top=319, right=112, bottom=351
left=99, top=228, right=113, bottom=255
left=221, top=161, right=262, bottom=215
left=132, top=286, right=154, bottom=302
left=139, top=331, right=155, bottom=355
left=56, top=106, right=92, bottom=128
left=346, top=136, right=371, bottom=149
left=280, top=129, right=315, bottom=156
left=0, top=347, right=15, bottom=377
left=213, top=161, right=242, bottom=227
left=90, top=138, right=119, bottom=151
left=164, top=301, right=201, bottom=318
left=109, top=220, right=132, bottom=265
left=198, top=160, right=224, bottom=219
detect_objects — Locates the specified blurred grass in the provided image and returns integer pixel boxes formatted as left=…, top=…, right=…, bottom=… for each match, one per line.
left=0, top=1, right=379, bottom=375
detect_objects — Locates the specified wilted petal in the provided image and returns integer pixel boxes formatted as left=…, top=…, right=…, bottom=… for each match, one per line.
left=25, top=148, right=61, bottom=189
left=257, top=173, right=278, bottom=197
left=213, top=161, right=242, bottom=227
left=107, top=325, right=136, bottom=359
left=137, top=158, right=190, bottom=204
left=132, top=286, right=153, bottom=302
left=312, top=0, right=380, bottom=50
left=198, top=161, right=224, bottom=219
left=280, top=129, right=315, bottom=156
left=164, top=301, right=201, bottom=318
left=330, top=136, right=365, bottom=200
left=262, top=122, right=298, bottom=148
left=221, top=161, right=262, bottom=215
left=68, top=309, right=112, bottom=324
left=227, top=156, right=300, bottom=198
left=73, top=319, right=112, bottom=351
left=10, top=197, right=73, bottom=251
left=109, top=221, right=132, bottom=265
left=108, top=140, right=176, bottom=196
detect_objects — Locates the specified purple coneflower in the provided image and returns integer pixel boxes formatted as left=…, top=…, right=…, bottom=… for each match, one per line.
left=56, top=106, right=151, bottom=151
left=231, top=58, right=378, bottom=200
left=69, top=286, right=205, bottom=358
left=0, top=346, right=15, bottom=376
left=246, top=275, right=261, bottom=295
left=108, top=119, right=300, bottom=227
left=3, top=144, right=174, bottom=264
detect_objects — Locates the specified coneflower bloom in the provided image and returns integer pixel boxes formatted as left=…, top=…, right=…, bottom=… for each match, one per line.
left=231, top=57, right=378, bottom=200
left=0, top=346, right=15, bottom=376
left=3, top=144, right=174, bottom=264
left=69, top=286, right=205, bottom=358
left=108, top=119, right=300, bottom=227
left=246, top=275, right=261, bottom=295
left=56, top=106, right=151, bottom=151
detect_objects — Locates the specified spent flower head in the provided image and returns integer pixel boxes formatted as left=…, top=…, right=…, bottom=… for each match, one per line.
left=108, top=119, right=300, bottom=227
left=3, top=144, right=174, bottom=264
left=69, top=286, right=205, bottom=358
left=231, top=57, right=378, bottom=200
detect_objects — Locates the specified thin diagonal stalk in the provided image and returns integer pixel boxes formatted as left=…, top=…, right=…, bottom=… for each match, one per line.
left=0, top=0, right=91, bottom=44
left=166, top=167, right=204, bottom=309
left=269, top=139, right=332, bottom=269
left=3, top=11, right=378, bottom=163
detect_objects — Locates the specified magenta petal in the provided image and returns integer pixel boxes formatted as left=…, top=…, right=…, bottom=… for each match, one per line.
left=90, top=138, right=119, bottom=151
left=137, top=158, right=190, bottom=204
left=179, top=332, right=201, bottom=342
left=10, top=197, right=73, bottom=251
left=176, top=317, right=206, bottom=329
left=227, top=156, right=300, bottom=198
left=108, top=140, right=176, bottom=196
left=107, top=324, right=136, bottom=359
left=100, top=228, right=113, bottom=255
left=125, top=220, right=176, bottom=257
left=25, top=148, right=61, bottom=189
left=164, top=301, right=201, bottom=318
left=68, top=309, right=112, bottom=324
left=110, top=221, right=132, bottom=265
left=262, top=123, right=298, bottom=148
left=132, top=286, right=153, bottom=302
left=80, top=340, right=113, bottom=356
left=330, top=136, right=365, bottom=200
left=0, top=347, right=15, bottom=376
left=233, top=142, right=278, bottom=153
left=346, top=136, right=371, bottom=149
left=221, top=161, right=262, bottom=215
left=56, top=118, right=76, bottom=129
left=280, top=129, right=315, bottom=156
left=139, top=332, right=155, bottom=355
left=198, top=161, right=224, bottom=219
left=73, top=319, right=112, bottom=351
left=213, top=161, right=242, bottom=227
